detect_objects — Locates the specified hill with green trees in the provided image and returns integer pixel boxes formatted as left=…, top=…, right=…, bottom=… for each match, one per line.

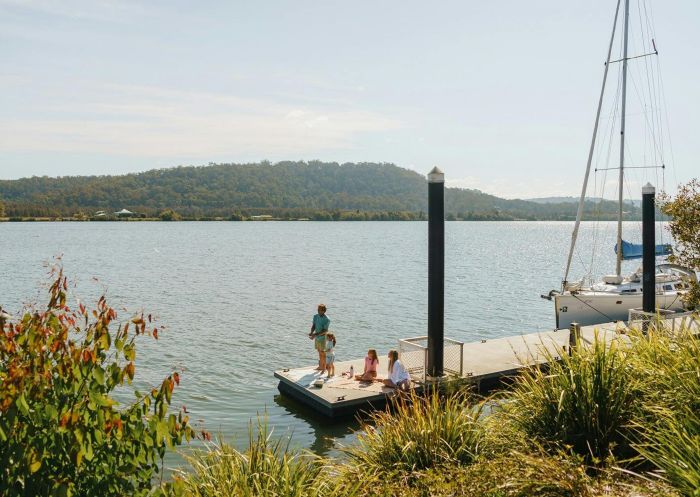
left=0, top=161, right=638, bottom=220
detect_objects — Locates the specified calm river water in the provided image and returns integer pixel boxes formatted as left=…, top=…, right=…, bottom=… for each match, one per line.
left=0, top=221, right=653, bottom=456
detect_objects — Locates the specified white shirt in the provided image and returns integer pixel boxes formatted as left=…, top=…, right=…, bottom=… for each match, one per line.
left=389, top=360, right=410, bottom=384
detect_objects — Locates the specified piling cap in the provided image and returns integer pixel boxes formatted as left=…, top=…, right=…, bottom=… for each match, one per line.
left=427, top=166, right=445, bottom=183
left=642, top=182, right=655, bottom=195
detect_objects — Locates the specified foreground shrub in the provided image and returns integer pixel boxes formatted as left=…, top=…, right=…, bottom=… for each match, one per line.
left=503, top=334, right=640, bottom=465
left=338, top=448, right=676, bottom=497
left=628, top=327, right=700, bottom=496
left=344, top=391, right=483, bottom=478
left=636, top=406, right=700, bottom=497
left=627, top=326, right=700, bottom=417
left=0, top=268, right=194, bottom=497
left=170, top=422, right=329, bottom=497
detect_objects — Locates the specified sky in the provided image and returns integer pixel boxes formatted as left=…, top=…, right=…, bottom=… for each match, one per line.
left=1, top=0, right=698, bottom=199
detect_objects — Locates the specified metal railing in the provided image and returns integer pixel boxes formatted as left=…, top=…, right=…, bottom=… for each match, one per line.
left=398, top=336, right=464, bottom=383
left=627, top=308, right=699, bottom=334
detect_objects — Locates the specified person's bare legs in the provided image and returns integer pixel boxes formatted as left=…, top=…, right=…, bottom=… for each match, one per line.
left=355, top=371, right=376, bottom=382
left=314, top=342, right=326, bottom=371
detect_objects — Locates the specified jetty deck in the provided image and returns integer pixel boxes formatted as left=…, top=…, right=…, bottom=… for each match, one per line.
left=275, top=314, right=698, bottom=418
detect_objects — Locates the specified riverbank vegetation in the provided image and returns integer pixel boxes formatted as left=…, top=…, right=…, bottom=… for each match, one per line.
left=0, top=161, right=635, bottom=221
left=1, top=269, right=698, bottom=496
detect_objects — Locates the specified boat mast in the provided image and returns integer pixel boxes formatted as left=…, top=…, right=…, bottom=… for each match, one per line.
left=616, top=0, right=630, bottom=277
left=562, top=0, right=622, bottom=289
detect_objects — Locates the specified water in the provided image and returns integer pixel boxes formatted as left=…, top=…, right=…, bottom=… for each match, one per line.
left=0, top=220, right=655, bottom=457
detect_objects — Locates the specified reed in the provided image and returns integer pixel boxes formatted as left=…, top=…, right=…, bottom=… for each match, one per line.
left=634, top=405, right=700, bottom=497
left=171, top=421, right=326, bottom=497
left=343, top=391, right=484, bottom=478
left=626, top=326, right=700, bottom=418
left=502, top=333, right=641, bottom=465
left=626, top=326, right=700, bottom=496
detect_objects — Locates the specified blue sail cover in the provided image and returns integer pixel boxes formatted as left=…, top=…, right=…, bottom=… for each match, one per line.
left=614, top=240, right=673, bottom=260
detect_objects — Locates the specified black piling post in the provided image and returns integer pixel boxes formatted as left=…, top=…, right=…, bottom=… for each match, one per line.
left=642, top=183, right=655, bottom=315
left=427, top=167, right=445, bottom=378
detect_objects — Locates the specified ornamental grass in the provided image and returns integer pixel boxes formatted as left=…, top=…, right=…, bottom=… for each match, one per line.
left=170, top=421, right=328, bottom=497
left=500, top=333, right=642, bottom=465
left=343, top=390, right=484, bottom=478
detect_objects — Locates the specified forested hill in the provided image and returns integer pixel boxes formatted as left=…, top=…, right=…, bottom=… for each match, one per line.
left=0, top=161, right=637, bottom=220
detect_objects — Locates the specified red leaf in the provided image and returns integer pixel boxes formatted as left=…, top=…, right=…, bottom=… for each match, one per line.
left=173, top=372, right=180, bottom=386
left=59, top=413, right=70, bottom=428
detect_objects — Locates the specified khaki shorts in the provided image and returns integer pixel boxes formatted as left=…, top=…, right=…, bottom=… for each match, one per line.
left=314, top=335, right=327, bottom=352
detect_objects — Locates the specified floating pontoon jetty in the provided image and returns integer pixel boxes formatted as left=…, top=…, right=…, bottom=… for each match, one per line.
left=274, top=313, right=699, bottom=417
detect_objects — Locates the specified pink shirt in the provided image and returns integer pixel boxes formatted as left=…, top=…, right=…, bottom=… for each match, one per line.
left=364, top=356, right=378, bottom=373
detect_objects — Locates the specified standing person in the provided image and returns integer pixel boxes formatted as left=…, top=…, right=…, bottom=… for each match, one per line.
left=324, top=333, right=336, bottom=378
left=383, top=349, right=411, bottom=391
left=308, top=304, right=330, bottom=371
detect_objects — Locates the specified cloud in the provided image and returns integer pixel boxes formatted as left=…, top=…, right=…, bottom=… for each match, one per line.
left=0, top=84, right=401, bottom=159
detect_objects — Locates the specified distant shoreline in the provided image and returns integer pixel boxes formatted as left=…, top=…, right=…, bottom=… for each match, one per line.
left=0, top=216, right=636, bottom=223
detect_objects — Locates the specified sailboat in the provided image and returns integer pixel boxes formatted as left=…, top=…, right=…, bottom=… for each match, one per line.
left=543, top=0, right=697, bottom=330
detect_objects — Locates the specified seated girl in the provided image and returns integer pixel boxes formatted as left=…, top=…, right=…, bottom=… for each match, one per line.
left=382, top=349, right=411, bottom=391
left=354, top=349, right=379, bottom=381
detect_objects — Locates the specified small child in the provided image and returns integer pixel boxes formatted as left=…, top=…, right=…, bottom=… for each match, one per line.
left=355, top=348, right=379, bottom=381
left=324, top=333, right=336, bottom=378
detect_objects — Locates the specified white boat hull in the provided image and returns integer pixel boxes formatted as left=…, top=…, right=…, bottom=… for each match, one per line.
left=554, top=292, right=686, bottom=329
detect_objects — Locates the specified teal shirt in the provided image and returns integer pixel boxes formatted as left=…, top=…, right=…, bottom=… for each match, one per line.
left=312, top=314, right=330, bottom=337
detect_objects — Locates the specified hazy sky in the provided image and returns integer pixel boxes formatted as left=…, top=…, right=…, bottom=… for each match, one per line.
left=1, top=0, right=698, bottom=198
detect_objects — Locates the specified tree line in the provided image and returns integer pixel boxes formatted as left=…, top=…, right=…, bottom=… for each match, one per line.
left=0, top=161, right=639, bottom=221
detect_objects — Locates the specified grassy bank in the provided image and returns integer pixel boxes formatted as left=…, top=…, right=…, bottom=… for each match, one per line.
left=164, top=324, right=699, bottom=497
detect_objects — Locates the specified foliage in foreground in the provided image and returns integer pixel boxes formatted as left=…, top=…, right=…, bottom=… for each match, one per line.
left=629, top=327, right=700, bottom=496
left=501, top=333, right=641, bottom=465
left=636, top=406, right=700, bottom=497
left=344, top=391, right=484, bottom=478
left=0, top=268, right=194, bottom=497
left=168, top=422, right=347, bottom=497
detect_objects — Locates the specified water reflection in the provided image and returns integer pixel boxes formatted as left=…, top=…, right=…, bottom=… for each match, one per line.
left=271, top=393, right=362, bottom=457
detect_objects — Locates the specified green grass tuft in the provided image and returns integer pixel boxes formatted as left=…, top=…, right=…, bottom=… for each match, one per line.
left=344, top=391, right=484, bottom=478
left=170, top=421, right=326, bottom=497
left=502, top=333, right=642, bottom=465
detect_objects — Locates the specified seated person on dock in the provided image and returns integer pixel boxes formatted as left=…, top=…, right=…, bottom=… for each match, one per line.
left=382, top=350, right=411, bottom=391
left=308, top=304, right=330, bottom=371
left=355, top=348, right=379, bottom=381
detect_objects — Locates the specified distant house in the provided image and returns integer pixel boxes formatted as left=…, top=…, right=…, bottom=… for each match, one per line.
left=94, top=210, right=107, bottom=217
left=114, top=209, right=135, bottom=217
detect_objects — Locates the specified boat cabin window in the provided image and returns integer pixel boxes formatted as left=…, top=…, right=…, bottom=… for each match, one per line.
left=664, top=285, right=673, bottom=291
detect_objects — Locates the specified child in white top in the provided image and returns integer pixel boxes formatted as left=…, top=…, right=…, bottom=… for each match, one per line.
left=325, top=333, right=336, bottom=378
